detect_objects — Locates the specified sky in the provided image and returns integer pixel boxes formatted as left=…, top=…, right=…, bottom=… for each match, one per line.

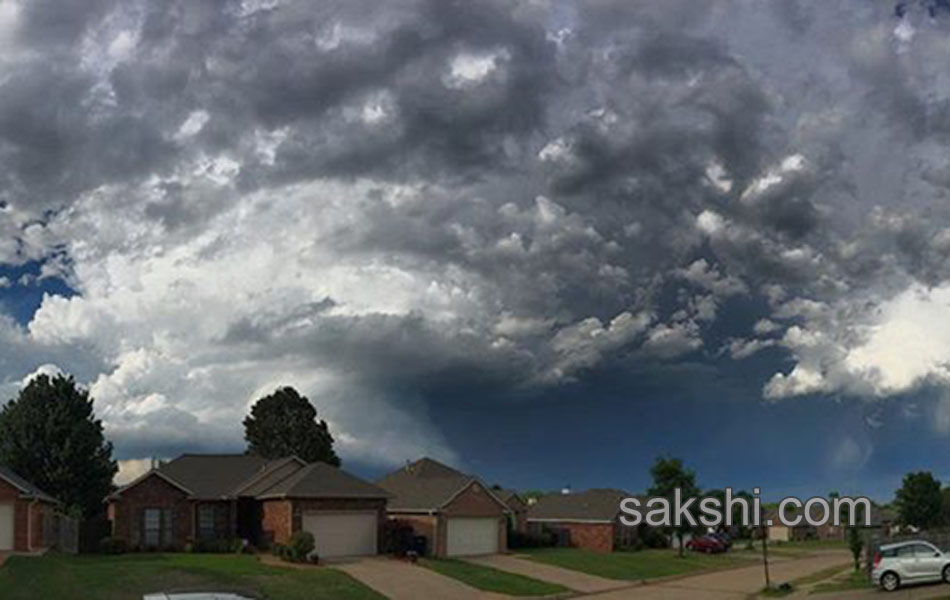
left=5, top=0, right=950, bottom=502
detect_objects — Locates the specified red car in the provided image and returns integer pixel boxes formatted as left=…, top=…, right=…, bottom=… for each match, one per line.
left=686, top=536, right=727, bottom=553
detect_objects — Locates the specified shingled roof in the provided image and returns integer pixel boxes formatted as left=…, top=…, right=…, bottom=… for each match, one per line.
left=0, top=464, right=58, bottom=504
left=111, top=454, right=385, bottom=501
left=527, top=489, right=630, bottom=523
left=256, top=462, right=390, bottom=499
left=157, top=454, right=272, bottom=499
left=377, top=457, right=507, bottom=512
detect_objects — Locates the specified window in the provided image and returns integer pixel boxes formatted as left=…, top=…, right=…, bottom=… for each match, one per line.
left=144, top=508, right=161, bottom=546
left=914, top=543, right=938, bottom=557
left=143, top=508, right=175, bottom=547
left=199, top=505, right=216, bottom=540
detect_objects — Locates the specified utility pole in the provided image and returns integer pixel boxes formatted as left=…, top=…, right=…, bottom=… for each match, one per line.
left=761, top=524, right=771, bottom=589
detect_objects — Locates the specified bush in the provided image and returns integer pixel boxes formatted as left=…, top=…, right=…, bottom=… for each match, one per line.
left=98, top=536, right=128, bottom=554
left=288, top=531, right=316, bottom=563
left=382, top=519, right=416, bottom=556
left=509, top=530, right=556, bottom=549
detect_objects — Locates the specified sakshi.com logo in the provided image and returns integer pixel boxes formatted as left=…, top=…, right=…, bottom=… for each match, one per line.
left=618, top=487, right=874, bottom=528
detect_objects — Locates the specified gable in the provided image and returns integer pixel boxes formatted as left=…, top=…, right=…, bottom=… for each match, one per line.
left=115, top=471, right=190, bottom=501
left=442, top=480, right=507, bottom=517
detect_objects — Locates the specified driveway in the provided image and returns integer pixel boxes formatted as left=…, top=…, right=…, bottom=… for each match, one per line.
left=822, top=581, right=950, bottom=599
left=334, top=556, right=512, bottom=600
left=587, top=552, right=852, bottom=599
left=467, top=554, right=630, bottom=594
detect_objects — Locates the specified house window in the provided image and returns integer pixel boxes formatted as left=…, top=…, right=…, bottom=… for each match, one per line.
left=143, top=508, right=175, bottom=547
left=144, top=508, right=161, bottom=546
left=199, top=505, right=216, bottom=539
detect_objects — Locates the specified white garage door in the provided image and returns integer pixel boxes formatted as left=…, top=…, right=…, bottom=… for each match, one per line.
left=301, top=511, right=377, bottom=558
left=446, top=517, right=499, bottom=556
left=0, top=502, right=13, bottom=551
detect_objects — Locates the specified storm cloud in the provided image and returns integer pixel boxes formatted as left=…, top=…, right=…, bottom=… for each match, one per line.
left=3, top=0, right=950, bottom=477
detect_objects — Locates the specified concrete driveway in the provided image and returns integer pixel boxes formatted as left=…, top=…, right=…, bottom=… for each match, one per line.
left=586, top=552, right=852, bottom=599
left=467, top=554, right=630, bottom=594
left=822, top=581, right=950, bottom=599
left=334, top=556, right=512, bottom=600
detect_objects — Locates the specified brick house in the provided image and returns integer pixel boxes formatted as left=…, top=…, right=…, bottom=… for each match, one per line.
left=527, top=489, right=637, bottom=553
left=0, top=464, right=60, bottom=552
left=106, top=454, right=389, bottom=558
left=496, top=488, right=527, bottom=533
left=377, top=458, right=510, bottom=557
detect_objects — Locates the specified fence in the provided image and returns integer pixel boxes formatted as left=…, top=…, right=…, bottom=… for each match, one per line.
left=43, top=511, right=79, bottom=554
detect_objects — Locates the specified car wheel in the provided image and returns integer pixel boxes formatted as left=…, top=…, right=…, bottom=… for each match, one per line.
left=881, top=572, right=900, bottom=592
left=943, top=564, right=950, bottom=583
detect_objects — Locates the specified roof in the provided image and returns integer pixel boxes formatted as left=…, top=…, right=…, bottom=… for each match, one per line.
left=256, top=462, right=390, bottom=499
left=495, top=489, right=525, bottom=508
left=158, top=454, right=273, bottom=499
left=527, top=489, right=630, bottom=523
left=0, top=464, right=58, bottom=503
left=377, top=457, right=505, bottom=512
left=111, top=454, right=386, bottom=502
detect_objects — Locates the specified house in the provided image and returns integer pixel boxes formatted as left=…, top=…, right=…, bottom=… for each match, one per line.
left=526, top=488, right=638, bottom=553
left=377, top=458, right=509, bottom=557
left=495, top=488, right=527, bottom=532
left=106, top=454, right=390, bottom=558
left=0, top=464, right=60, bottom=552
left=764, top=507, right=816, bottom=542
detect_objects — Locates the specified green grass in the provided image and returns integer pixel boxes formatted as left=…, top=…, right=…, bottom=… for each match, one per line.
left=520, top=548, right=752, bottom=581
left=809, top=570, right=871, bottom=595
left=420, top=558, right=567, bottom=596
left=0, top=552, right=386, bottom=600
left=756, top=564, right=851, bottom=598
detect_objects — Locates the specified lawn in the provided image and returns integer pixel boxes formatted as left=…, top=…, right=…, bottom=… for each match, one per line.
left=0, top=552, right=385, bottom=600
left=520, top=548, right=753, bottom=581
left=420, top=558, right=567, bottom=596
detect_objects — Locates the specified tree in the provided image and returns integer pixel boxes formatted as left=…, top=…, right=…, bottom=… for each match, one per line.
left=647, top=456, right=700, bottom=557
left=244, top=387, right=341, bottom=466
left=847, top=523, right=864, bottom=571
left=0, top=374, right=117, bottom=517
left=895, top=471, right=942, bottom=530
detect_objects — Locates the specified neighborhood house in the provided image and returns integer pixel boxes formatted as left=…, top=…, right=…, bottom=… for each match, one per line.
left=377, top=458, right=510, bottom=557
left=527, top=488, right=640, bottom=553
left=0, top=464, right=60, bottom=552
left=106, top=454, right=390, bottom=558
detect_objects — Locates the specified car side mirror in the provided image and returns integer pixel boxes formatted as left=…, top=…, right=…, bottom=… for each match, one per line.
left=936, top=552, right=942, bottom=557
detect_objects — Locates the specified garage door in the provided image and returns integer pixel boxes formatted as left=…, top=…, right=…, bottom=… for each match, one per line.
left=0, top=502, right=13, bottom=551
left=446, top=517, right=499, bottom=556
left=301, top=511, right=377, bottom=558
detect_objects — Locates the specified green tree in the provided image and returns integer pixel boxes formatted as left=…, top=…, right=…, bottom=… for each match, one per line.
left=0, top=374, right=117, bottom=516
left=244, top=386, right=341, bottom=466
left=647, top=456, right=701, bottom=557
left=895, top=471, right=942, bottom=530
left=847, top=523, right=864, bottom=571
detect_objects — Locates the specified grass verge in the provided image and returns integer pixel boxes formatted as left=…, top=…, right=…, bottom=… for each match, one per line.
left=520, top=548, right=752, bottom=581
left=420, top=558, right=567, bottom=596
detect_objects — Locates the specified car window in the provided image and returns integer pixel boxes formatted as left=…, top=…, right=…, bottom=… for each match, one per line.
left=881, top=547, right=898, bottom=558
left=914, top=544, right=938, bottom=557
left=896, top=545, right=915, bottom=557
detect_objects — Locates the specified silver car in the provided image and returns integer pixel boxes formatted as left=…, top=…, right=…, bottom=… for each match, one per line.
left=872, top=540, right=950, bottom=591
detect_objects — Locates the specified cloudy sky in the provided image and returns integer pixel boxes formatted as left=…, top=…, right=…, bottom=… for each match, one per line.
left=4, top=0, right=950, bottom=500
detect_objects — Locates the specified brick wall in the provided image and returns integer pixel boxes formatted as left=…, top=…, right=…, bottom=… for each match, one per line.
left=531, top=521, right=615, bottom=553
left=260, top=499, right=292, bottom=547
left=0, top=478, right=58, bottom=552
left=109, top=474, right=192, bottom=549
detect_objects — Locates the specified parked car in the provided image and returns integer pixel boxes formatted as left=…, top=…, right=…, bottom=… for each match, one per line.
left=709, top=532, right=732, bottom=548
left=872, top=540, right=950, bottom=592
left=686, top=535, right=726, bottom=553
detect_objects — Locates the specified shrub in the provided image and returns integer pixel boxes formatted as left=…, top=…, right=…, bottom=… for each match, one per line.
left=99, top=536, right=128, bottom=554
left=288, top=531, right=316, bottom=563
left=509, top=530, right=556, bottom=549
left=382, top=519, right=416, bottom=556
